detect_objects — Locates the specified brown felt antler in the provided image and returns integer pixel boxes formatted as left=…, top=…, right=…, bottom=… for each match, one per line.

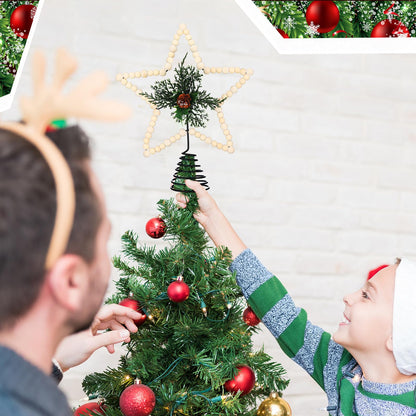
left=0, top=48, right=131, bottom=270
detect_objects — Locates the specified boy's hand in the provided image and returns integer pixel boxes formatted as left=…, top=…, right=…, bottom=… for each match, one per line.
left=54, top=304, right=141, bottom=372
left=176, top=179, right=220, bottom=227
left=176, top=179, right=247, bottom=259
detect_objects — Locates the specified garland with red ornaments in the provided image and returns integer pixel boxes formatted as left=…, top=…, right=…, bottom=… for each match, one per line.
left=254, top=1, right=416, bottom=39
left=0, top=1, right=39, bottom=97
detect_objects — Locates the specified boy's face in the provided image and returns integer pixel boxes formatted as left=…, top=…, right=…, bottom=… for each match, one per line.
left=333, top=264, right=397, bottom=354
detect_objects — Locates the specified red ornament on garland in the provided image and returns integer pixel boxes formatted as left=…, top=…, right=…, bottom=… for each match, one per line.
left=305, top=1, right=340, bottom=34
left=276, top=28, right=289, bottom=38
left=73, top=402, right=106, bottom=416
left=145, top=217, right=166, bottom=239
left=119, top=383, right=156, bottom=416
left=10, top=5, right=37, bottom=39
left=176, top=93, right=191, bottom=109
left=167, top=276, right=190, bottom=303
left=119, top=298, right=147, bottom=327
left=371, top=19, right=410, bottom=38
left=243, top=306, right=261, bottom=326
left=224, top=365, right=256, bottom=396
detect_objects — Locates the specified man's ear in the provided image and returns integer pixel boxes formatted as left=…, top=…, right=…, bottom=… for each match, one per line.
left=46, top=254, right=89, bottom=312
left=386, top=335, right=394, bottom=352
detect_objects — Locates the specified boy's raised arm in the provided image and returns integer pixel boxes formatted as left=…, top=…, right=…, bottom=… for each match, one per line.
left=176, top=179, right=247, bottom=259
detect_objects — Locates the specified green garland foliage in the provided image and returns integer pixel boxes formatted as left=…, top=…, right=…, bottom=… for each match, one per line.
left=140, top=56, right=225, bottom=128
left=0, top=1, right=39, bottom=97
left=254, top=0, right=416, bottom=38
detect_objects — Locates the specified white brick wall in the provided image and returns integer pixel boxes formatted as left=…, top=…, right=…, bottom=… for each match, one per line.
left=5, top=0, right=416, bottom=414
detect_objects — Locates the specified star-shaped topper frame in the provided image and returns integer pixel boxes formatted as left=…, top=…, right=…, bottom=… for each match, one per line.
left=116, top=23, right=253, bottom=157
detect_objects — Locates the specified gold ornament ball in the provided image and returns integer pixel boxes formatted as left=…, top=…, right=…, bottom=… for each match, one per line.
left=257, top=392, right=292, bottom=416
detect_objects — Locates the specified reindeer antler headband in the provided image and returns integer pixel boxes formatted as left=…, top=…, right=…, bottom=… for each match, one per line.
left=0, top=49, right=131, bottom=270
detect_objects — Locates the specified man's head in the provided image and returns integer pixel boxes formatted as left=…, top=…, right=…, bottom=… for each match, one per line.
left=0, top=125, right=111, bottom=334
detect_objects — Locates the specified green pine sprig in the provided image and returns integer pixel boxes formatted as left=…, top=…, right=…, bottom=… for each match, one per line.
left=140, top=56, right=225, bottom=128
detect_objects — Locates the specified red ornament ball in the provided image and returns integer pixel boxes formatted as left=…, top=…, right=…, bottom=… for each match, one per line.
left=145, top=217, right=166, bottom=239
left=119, top=383, right=156, bottom=416
left=371, top=19, right=410, bottom=38
left=167, top=279, right=190, bottom=303
left=306, top=1, right=340, bottom=34
left=243, top=306, right=261, bottom=326
left=10, top=5, right=37, bottom=39
left=276, top=28, right=289, bottom=38
left=177, top=93, right=191, bottom=109
left=224, top=365, right=256, bottom=396
left=119, top=298, right=147, bottom=327
left=73, top=402, right=106, bottom=416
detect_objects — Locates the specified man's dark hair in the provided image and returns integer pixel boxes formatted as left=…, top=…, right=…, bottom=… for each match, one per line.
left=0, top=125, right=102, bottom=330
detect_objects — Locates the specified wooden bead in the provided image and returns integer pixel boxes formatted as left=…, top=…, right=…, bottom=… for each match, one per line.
left=135, top=71, right=141, bottom=77
left=223, top=67, right=229, bottom=73
left=216, top=143, right=223, bottom=149
left=204, top=68, right=210, bottom=74
left=197, top=62, right=204, bottom=69
left=141, top=71, right=148, bottom=77
left=170, top=45, right=177, bottom=52
left=179, top=129, right=186, bottom=135
left=155, top=146, right=161, bottom=152
left=179, top=23, right=187, bottom=30
left=226, top=91, right=232, bottom=97
left=165, top=63, right=172, bottom=70
left=116, top=73, right=123, bottom=81
left=210, top=67, right=216, bottom=73
left=150, top=148, right=155, bottom=155
left=211, top=140, right=217, bottom=147
left=129, top=72, right=135, bottom=78
left=231, top=86, right=237, bottom=93
left=164, top=139, right=171, bottom=146
left=216, top=67, right=222, bottom=73
left=144, top=151, right=150, bottom=157
left=160, top=143, right=166, bottom=150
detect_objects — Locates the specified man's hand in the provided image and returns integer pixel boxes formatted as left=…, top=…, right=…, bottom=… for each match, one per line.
left=55, top=304, right=141, bottom=372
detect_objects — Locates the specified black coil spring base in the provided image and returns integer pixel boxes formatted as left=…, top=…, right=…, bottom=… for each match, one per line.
left=171, top=151, right=209, bottom=193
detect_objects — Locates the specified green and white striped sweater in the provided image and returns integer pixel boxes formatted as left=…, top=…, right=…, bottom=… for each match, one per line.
left=230, top=249, right=416, bottom=416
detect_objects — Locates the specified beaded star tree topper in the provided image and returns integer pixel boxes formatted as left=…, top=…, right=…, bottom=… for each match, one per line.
left=117, top=23, right=253, bottom=192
